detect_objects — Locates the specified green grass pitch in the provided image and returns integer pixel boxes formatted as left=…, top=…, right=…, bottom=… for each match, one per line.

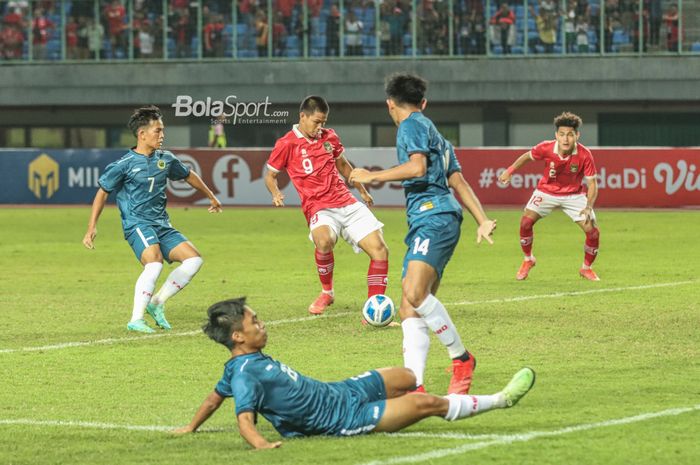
left=1, top=206, right=698, bottom=465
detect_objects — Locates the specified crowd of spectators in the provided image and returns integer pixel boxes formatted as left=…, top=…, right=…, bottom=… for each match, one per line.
left=0, top=0, right=694, bottom=61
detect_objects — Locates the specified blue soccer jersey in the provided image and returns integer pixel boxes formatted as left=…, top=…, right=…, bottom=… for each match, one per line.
left=215, top=352, right=387, bottom=438
left=98, top=149, right=190, bottom=236
left=396, top=112, right=463, bottom=225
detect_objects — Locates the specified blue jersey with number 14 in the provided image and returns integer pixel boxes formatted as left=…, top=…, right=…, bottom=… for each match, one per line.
left=98, top=149, right=190, bottom=237
left=396, top=112, right=463, bottom=225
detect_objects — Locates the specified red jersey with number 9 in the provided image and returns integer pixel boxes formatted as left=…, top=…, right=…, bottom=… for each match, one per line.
left=530, top=140, right=597, bottom=196
left=267, top=125, right=357, bottom=223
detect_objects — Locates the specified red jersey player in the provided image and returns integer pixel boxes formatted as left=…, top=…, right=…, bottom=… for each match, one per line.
left=498, top=112, right=601, bottom=281
left=264, top=96, right=389, bottom=314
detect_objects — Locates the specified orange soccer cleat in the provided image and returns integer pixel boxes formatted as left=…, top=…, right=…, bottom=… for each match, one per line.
left=579, top=268, right=600, bottom=281
left=516, top=258, right=536, bottom=280
left=308, top=292, right=334, bottom=315
left=447, top=355, right=477, bottom=395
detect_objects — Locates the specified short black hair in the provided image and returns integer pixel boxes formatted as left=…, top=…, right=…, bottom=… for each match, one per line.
left=128, top=105, right=163, bottom=137
left=202, top=297, right=247, bottom=350
left=554, top=112, right=583, bottom=131
left=299, top=96, right=329, bottom=115
left=385, top=73, right=427, bottom=107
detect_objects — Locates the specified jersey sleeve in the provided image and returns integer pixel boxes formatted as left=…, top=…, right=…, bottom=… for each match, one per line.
left=446, top=143, right=462, bottom=176
left=167, top=152, right=191, bottom=181
left=267, top=139, right=290, bottom=172
left=399, top=119, right=430, bottom=156
left=327, top=129, right=345, bottom=159
left=214, top=371, right=234, bottom=398
left=583, top=152, right=597, bottom=178
left=231, top=373, right=263, bottom=415
left=530, top=141, right=548, bottom=161
left=98, top=159, right=127, bottom=193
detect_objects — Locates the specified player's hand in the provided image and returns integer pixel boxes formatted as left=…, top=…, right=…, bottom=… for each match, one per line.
left=476, top=219, right=496, bottom=245
left=360, top=190, right=374, bottom=207
left=349, top=168, right=373, bottom=184
left=208, top=196, right=223, bottom=213
left=82, top=228, right=97, bottom=249
left=579, top=206, right=593, bottom=223
left=171, top=426, right=194, bottom=435
left=255, top=441, right=282, bottom=450
left=498, top=170, right=511, bottom=185
left=271, top=192, right=285, bottom=207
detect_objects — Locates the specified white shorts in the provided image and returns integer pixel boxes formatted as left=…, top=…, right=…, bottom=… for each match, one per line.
left=308, top=202, right=384, bottom=253
left=525, top=189, right=597, bottom=223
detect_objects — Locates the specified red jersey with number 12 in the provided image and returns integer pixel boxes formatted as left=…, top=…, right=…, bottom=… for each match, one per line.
left=530, top=140, right=597, bottom=196
left=267, top=125, right=357, bottom=223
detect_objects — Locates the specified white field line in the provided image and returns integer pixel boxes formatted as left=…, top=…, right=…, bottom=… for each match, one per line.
left=361, top=404, right=700, bottom=465
left=1, top=280, right=694, bottom=355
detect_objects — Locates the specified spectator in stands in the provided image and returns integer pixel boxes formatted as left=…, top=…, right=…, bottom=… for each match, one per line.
left=418, top=0, right=439, bottom=55
left=272, top=11, right=287, bottom=57
left=345, top=10, right=364, bottom=56
left=86, top=17, right=105, bottom=59
left=32, top=6, right=54, bottom=60
left=530, top=5, right=556, bottom=54
left=539, top=0, right=557, bottom=16
left=66, top=16, right=79, bottom=59
left=388, top=4, right=407, bottom=56
left=0, top=21, right=25, bottom=60
left=379, top=3, right=391, bottom=55
left=618, top=0, right=635, bottom=36
left=663, top=4, right=678, bottom=53
left=171, top=7, right=192, bottom=58
left=562, top=0, right=577, bottom=53
left=632, top=4, right=649, bottom=53
left=603, top=14, right=614, bottom=53
left=204, top=13, right=225, bottom=57
left=276, top=0, right=295, bottom=32
left=647, top=0, right=662, bottom=47
left=576, top=19, right=589, bottom=53
left=491, top=3, right=515, bottom=54
left=255, top=10, right=268, bottom=58
left=326, top=4, right=341, bottom=56
left=104, top=0, right=126, bottom=56
left=456, top=12, right=472, bottom=55
left=138, top=20, right=155, bottom=59
left=77, top=16, right=89, bottom=59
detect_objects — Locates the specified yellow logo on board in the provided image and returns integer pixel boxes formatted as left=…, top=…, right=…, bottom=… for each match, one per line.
left=28, top=154, right=60, bottom=199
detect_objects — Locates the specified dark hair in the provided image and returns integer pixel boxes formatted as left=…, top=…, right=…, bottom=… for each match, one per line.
left=553, top=112, right=583, bottom=131
left=202, top=297, right=247, bottom=350
left=300, top=96, right=329, bottom=115
left=385, top=73, right=427, bottom=107
left=128, top=105, right=163, bottom=137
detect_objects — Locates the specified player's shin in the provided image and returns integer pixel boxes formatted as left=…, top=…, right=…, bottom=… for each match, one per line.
left=583, top=227, right=600, bottom=267
left=367, top=259, right=389, bottom=297
left=401, top=317, right=430, bottom=387
left=132, top=262, right=163, bottom=321
left=414, top=294, right=467, bottom=359
left=520, top=216, right=535, bottom=258
left=315, top=249, right=334, bottom=293
left=152, top=256, right=203, bottom=304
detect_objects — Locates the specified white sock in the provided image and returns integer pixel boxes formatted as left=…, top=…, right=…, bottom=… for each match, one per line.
left=443, top=393, right=505, bottom=421
left=151, top=257, right=203, bottom=305
left=414, top=294, right=466, bottom=359
left=525, top=255, right=535, bottom=261
left=322, top=289, right=334, bottom=296
left=401, top=318, right=430, bottom=387
left=131, top=262, right=163, bottom=322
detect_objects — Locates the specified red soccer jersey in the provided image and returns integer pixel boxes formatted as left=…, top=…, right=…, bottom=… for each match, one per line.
left=267, top=125, right=357, bottom=223
left=530, top=140, right=597, bottom=195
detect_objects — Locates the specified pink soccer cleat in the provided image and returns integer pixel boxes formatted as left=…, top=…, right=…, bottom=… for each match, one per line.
left=516, top=258, right=536, bottom=280
left=308, top=292, right=334, bottom=315
left=447, top=355, right=477, bottom=395
left=579, top=268, right=600, bottom=281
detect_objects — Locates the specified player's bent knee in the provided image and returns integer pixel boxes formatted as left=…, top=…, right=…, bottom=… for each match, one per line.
left=520, top=216, right=536, bottom=229
left=402, top=284, right=428, bottom=308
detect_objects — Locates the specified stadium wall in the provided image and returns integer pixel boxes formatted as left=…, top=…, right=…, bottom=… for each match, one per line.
left=4, top=147, right=699, bottom=207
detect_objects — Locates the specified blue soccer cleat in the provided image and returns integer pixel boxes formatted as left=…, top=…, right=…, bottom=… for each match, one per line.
left=127, top=319, right=155, bottom=334
left=146, top=302, right=172, bottom=330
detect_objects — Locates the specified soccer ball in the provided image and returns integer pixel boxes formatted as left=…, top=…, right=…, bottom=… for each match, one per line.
left=362, top=294, right=396, bottom=327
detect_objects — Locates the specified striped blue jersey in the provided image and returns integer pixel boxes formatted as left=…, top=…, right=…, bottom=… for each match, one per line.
left=98, top=149, right=190, bottom=235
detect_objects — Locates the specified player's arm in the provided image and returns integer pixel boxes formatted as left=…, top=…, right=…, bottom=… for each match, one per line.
left=82, top=188, right=110, bottom=249
left=237, top=411, right=282, bottom=450
left=348, top=153, right=426, bottom=184
left=172, top=390, right=225, bottom=434
left=264, top=167, right=285, bottom=207
left=448, top=171, right=497, bottom=245
left=498, top=151, right=534, bottom=185
left=335, top=155, right=374, bottom=206
left=580, top=176, right=598, bottom=223
left=184, top=171, right=222, bottom=213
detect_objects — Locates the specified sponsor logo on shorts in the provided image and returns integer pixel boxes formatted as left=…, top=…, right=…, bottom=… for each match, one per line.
left=419, top=201, right=434, bottom=212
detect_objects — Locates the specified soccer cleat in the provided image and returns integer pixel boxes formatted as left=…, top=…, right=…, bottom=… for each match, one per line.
left=127, top=319, right=155, bottom=334
left=516, top=258, right=536, bottom=280
left=410, top=385, right=427, bottom=394
left=447, top=354, right=477, bottom=395
left=501, top=367, right=536, bottom=407
left=579, top=268, right=600, bottom=281
left=308, top=292, right=334, bottom=315
left=146, top=302, right=172, bottom=330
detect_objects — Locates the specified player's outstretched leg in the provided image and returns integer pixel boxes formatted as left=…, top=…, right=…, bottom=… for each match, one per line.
left=127, top=261, right=163, bottom=333
left=517, top=215, right=537, bottom=280
left=580, top=226, right=600, bottom=281
left=150, top=255, right=204, bottom=329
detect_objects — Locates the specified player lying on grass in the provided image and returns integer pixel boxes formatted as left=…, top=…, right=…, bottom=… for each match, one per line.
left=173, top=297, right=536, bottom=449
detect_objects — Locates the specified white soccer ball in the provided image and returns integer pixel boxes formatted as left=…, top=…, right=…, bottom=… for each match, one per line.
left=362, top=294, right=396, bottom=327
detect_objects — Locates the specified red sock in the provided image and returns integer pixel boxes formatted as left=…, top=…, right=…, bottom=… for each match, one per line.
left=584, top=227, right=600, bottom=266
left=520, top=216, right=535, bottom=256
left=315, top=249, right=334, bottom=292
left=367, top=259, right=389, bottom=297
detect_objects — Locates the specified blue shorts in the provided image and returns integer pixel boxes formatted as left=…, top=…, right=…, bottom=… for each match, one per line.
left=328, top=370, right=387, bottom=436
left=125, top=224, right=188, bottom=263
left=402, top=213, right=462, bottom=280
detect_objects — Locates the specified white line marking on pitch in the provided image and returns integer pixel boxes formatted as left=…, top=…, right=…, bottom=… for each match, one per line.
left=360, top=404, right=700, bottom=465
left=1, top=280, right=693, bottom=355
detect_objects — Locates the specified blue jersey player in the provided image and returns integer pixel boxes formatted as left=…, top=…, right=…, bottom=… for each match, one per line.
left=82, top=105, right=222, bottom=333
left=173, top=297, right=535, bottom=449
left=350, top=74, right=497, bottom=395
